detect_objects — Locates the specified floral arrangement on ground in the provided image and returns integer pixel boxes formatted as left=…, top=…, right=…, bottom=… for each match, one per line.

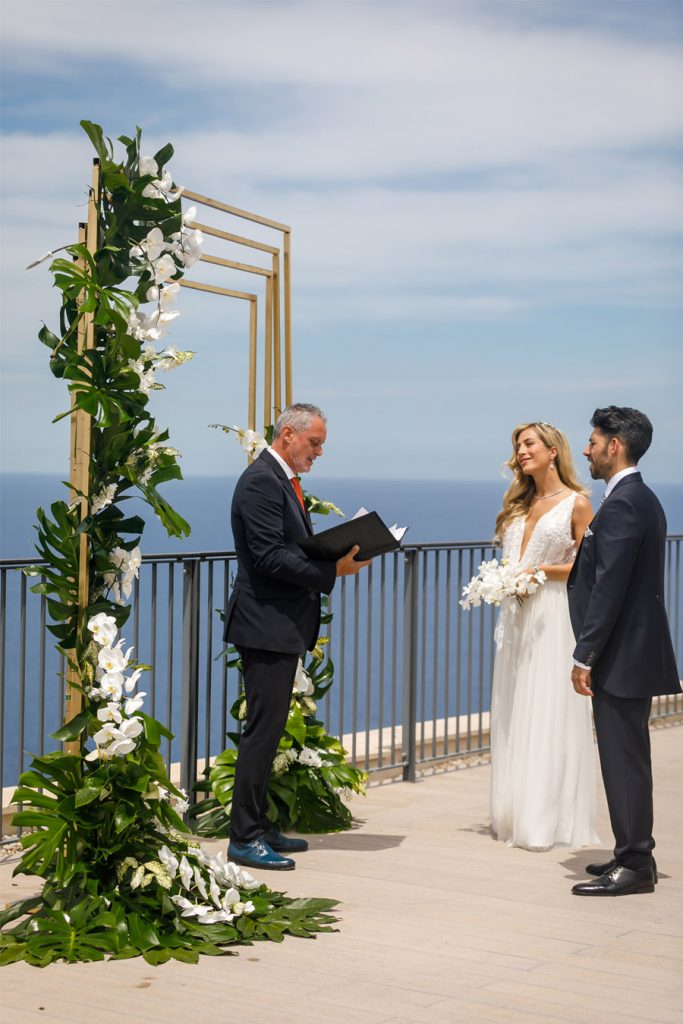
left=0, top=122, right=337, bottom=967
left=190, top=425, right=368, bottom=837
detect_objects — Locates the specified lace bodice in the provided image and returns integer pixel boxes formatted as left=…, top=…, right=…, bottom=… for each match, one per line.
left=502, top=493, right=577, bottom=568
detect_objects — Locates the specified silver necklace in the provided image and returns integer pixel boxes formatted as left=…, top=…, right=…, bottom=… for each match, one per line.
left=532, top=486, right=568, bottom=502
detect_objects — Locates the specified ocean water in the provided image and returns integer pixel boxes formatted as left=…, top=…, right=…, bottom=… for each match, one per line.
left=2, top=472, right=682, bottom=558
left=1, top=474, right=681, bottom=788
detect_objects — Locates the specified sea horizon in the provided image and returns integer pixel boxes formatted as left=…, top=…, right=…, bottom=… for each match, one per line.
left=2, top=471, right=682, bottom=560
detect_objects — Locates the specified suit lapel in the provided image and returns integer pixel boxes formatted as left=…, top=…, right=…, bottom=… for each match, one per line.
left=261, top=451, right=313, bottom=535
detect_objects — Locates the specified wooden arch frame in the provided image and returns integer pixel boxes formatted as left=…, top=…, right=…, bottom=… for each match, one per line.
left=181, top=188, right=293, bottom=430
left=64, top=161, right=294, bottom=742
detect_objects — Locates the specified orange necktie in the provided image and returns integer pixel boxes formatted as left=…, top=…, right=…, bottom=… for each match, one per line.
left=291, top=476, right=305, bottom=512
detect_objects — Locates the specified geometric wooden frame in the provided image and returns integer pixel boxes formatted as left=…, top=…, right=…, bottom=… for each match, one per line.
left=180, top=189, right=293, bottom=430
left=65, top=167, right=293, bottom=742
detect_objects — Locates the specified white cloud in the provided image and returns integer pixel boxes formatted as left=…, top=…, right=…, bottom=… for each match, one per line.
left=1, top=1, right=682, bottom=479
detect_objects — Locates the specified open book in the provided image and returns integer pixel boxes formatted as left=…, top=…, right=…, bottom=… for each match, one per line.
left=298, top=507, right=408, bottom=562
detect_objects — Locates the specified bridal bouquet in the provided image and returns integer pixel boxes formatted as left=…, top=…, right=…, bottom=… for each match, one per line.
left=459, top=557, right=546, bottom=610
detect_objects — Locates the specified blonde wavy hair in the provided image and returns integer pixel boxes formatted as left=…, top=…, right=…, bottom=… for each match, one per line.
left=494, top=422, right=589, bottom=542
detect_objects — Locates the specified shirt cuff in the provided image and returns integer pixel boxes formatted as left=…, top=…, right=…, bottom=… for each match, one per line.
left=573, top=658, right=591, bottom=670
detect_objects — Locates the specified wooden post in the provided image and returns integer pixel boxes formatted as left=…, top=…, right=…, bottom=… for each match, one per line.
left=272, top=253, right=282, bottom=414
left=283, top=231, right=293, bottom=407
left=248, top=298, right=257, bottom=431
left=65, top=159, right=100, bottom=750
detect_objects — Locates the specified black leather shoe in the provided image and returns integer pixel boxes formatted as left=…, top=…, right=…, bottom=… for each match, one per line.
left=228, top=837, right=295, bottom=871
left=572, top=864, right=655, bottom=897
left=586, top=857, right=658, bottom=883
left=264, top=828, right=309, bottom=854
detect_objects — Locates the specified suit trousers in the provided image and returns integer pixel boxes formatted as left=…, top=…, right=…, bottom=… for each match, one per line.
left=592, top=689, right=654, bottom=870
left=230, top=647, right=300, bottom=843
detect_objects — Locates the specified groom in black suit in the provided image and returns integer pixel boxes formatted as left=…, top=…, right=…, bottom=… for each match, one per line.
left=568, top=406, right=680, bottom=896
left=224, top=403, right=370, bottom=870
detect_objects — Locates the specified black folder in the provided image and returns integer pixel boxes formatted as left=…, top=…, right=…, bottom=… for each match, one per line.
left=298, top=511, right=406, bottom=562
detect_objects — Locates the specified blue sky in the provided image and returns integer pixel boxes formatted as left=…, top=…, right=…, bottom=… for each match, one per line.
left=1, top=0, right=682, bottom=484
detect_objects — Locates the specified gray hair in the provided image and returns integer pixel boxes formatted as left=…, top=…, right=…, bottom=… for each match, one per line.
left=272, top=403, right=326, bottom=439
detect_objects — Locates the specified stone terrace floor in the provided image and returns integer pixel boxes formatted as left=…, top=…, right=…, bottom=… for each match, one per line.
left=1, top=722, right=681, bottom=1024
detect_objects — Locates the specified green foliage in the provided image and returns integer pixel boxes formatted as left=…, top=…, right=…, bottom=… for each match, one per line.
left=2, top=121, right=339, bottom=968
left=189, top=625, right=367, bottom=837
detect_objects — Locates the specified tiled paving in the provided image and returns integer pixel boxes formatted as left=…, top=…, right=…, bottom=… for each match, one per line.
left=1, top=723, right=681, bottom=1023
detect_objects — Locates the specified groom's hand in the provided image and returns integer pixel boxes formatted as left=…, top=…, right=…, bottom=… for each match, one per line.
left=571, top=665, right=594, bottom=697
left=336, top=545, right=372, bottom=577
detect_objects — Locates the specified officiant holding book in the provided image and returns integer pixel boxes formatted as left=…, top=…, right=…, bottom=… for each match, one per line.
left=224, top=403, right=371, bottom=871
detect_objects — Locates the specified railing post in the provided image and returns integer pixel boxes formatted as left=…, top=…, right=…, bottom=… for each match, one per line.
left=402, top=549, right=419, bottom=781
left=180, top=559, right=200, bottom=809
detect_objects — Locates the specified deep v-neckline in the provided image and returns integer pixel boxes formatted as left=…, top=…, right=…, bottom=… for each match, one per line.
left=519, top=493, right=574, bottom=562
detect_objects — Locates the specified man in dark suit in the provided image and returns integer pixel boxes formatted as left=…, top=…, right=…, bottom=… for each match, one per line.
left=568, top=406, right=680, bottom=896
left=224, top=403, right=370, bottom=870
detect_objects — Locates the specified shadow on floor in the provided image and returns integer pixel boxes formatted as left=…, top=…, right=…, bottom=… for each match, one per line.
left=460, top=821, right=495, bottom=839
left=559, top=850, right=612, bottom=880
left=306, top=831, right=406, bottom=852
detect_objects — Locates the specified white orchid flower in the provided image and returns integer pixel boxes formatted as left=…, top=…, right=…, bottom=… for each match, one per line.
left=139, top=156, right=159, bottom=177
left=109, top=546, right=128, bottom=570
left=97, top=673, right=124, bottom=700
left=124, top=691, right=146, bottom=716
left=93, top=721, right=120, bottom=746
left=87, top=612, right=118, bottom=646
left=146, top=285, right=160, bottom=302
left=98, top=639, right=133, bottom=675
left=221, top=886, right=240, bottom=909
left=119, top=717, right=144, bottom=740
left=170, top=896, right=216, bottom=920
left=143, top=227, right=166, bottom=262
left=178, top=227, right=203, bottom=268
left=124, top=667, right=144, bottom=694
left=293, top=659, right=314, bottom=696
left=178, top=855, right=193, bottom=890
left=197, top=909, right=233, bottom=925
left=106, top=735, right=136, bottom=757
left=159, top=282, right=180, bottom=308
left=182, top=205, right=197, bottom=226
left=193, top=866, right=209, bottom=901
left=208, top=874, right=222, bottom=908
left=123, top=544, right=141, bottom=572
left=158, top=845, right=179, bottom=877
left=152, top=253, right=177, bottom=284
left=224, top=860, right=258, bottom=890
left=97, top=702, right=123, bottom=724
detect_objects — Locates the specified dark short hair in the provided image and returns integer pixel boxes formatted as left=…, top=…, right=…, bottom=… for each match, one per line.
left=590, top=406, right=653, bottom=464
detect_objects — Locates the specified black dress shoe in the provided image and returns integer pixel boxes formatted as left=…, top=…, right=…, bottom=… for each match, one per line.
left=264, top=828, right=309, bottom=854
left=572, top=864, right=655, bottom=897
left=586, top=857, right=658, bottom=883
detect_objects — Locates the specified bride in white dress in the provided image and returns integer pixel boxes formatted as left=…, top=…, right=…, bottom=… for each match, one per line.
left=490, top=422, right=600, bottom=851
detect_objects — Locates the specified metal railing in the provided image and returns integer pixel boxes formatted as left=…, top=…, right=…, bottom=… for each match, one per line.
left=2, top=538, right=682, bottom=808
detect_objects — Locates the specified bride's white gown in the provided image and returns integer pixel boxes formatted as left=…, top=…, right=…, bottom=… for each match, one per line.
left=490, top=493, right=599, bottom=850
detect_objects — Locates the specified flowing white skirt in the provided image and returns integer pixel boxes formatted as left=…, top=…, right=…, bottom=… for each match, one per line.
left=490, top=581, right=600, bottom=851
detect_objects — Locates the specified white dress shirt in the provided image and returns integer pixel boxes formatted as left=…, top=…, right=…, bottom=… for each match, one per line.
left=603, top=465, right=639, bottom=500
left=266, top=446, right=296, bottom=480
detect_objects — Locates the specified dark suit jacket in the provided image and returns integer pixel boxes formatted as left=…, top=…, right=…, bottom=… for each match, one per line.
left=567, top=472, right=680, bottom=699
left=224, top=450, right=337, bottom=654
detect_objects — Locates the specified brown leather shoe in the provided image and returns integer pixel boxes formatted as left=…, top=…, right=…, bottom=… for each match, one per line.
left=572, top=864, right=655, bottom=897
